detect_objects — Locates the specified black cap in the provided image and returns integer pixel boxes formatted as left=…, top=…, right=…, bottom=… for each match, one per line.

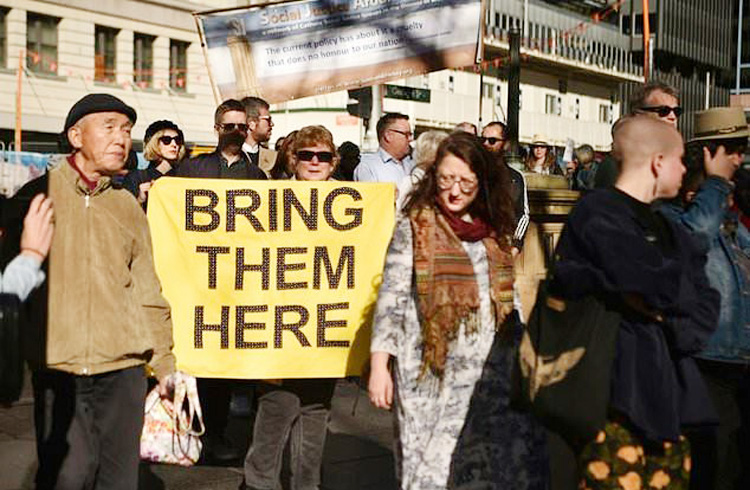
left=64, top=94, right=137, bottom=134
left=144, top=120, right=182, bottom=145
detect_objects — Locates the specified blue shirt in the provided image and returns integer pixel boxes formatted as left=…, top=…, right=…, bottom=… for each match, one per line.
left=354, top=147, right=415, bottom=184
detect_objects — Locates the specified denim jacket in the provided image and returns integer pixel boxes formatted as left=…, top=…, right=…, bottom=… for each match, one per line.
left=660, top=176, right=750, bottom=362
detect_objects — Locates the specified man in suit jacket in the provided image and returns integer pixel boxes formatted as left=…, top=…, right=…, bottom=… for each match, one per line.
left=241, top=96, right=277, bottom=177
left=177, top=99, right=266, bottom=180
left=175, top=98, right=265, bottom=463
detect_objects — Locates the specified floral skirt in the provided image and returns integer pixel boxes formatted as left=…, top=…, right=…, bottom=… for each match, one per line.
left=579, top=420, right=691, bottom=490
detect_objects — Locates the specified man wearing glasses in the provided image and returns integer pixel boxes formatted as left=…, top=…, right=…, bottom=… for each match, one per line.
left=241, top=96, right=277, bottom=176
left=177, top=99, right=267, bottom=180
left=481, top=121, right=529, bottom=256
left=596, top=82, right=682, bottom=188
left=354, top=112, right=415, bottom=185
left=175, top=99, right=265, bottom=463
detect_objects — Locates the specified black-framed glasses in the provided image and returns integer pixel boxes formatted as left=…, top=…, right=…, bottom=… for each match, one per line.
left=258, top=115, right=273, bottom=124
left=389, top=128, right=413, bottom=138
left=216, top=123, right=249, bottom=132
left=481, top=136, right=504, bottom=145
left=436, top=174, right=478, bottom=193
left=158, top=135, right=184, bottom=146
left=640, top=105, right=683, bottom=118
left=296, top=150, right=335, bottom=163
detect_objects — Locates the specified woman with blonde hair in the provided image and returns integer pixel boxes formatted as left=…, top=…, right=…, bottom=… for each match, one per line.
left=123, top=120, right=186, bottom=206
left=369, top=132, right=548, bottom=489
left=524, top=134, right=562, bottom=175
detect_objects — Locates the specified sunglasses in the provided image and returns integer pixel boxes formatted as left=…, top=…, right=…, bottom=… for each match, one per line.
left=640, top=105, right=683, bottom=118
left=296, top=150, right=334, bottom=163
left=158, top=135, right=183, bottom=146
left=481, top=136, right=504, bottom=145
left=217, top=123, right=249, bottom=132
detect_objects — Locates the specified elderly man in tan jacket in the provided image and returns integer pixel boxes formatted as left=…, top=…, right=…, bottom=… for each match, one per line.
left=3, top=93, right=176, bottom=490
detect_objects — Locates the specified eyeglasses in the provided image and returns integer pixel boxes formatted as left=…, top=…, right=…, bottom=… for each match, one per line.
left=389, top=128, right=413, bottom=138
left=158, top=135, right=183, bottom=146
left=640, top=105, right=683, bottom=118
left=216, top=123, right=249, bottom=132
left=436, top=174, right=478, bottom=193
left=296, top=150, right=335, bottom=163
left=258, top=115, right=273, bottom=124
left=481, top=136, right=504, bottom=145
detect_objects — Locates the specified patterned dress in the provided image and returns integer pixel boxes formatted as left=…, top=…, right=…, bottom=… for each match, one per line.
left=371, top=217, right=548, bottom=490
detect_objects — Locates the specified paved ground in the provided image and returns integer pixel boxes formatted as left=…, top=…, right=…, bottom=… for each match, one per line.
left=0, top=377, right=397, bottom=490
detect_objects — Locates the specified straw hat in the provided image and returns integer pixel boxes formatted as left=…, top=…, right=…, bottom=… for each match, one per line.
left=692, top=107, right=749, bottom=142
left=531, top=134, right=549, bottom=146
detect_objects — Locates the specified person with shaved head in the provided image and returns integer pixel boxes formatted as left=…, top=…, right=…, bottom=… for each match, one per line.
left=549, top=115, right=720, bottom=488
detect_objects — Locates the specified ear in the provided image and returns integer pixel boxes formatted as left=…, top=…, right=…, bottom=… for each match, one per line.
left=651, top=153, right=663, bottom=178
left=247, top=118, right=258, bottom=132
left=67, top=125, right=83, bottom=150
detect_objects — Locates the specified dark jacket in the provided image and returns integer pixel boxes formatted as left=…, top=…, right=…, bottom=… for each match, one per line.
left=121, top=161, right=177, bottom=200
left=552, top=188, right=719, bottom=442
left=176, top=150, right=267, bottom=180
left=508, top=165, right=529, bottom=250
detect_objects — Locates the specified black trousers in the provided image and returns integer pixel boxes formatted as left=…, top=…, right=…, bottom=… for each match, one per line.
left=32, top=366, right=147, bottom=490
left=689, top=359, right=750, bottom=490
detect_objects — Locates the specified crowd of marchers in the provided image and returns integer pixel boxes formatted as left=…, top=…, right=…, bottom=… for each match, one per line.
left=1, top=81, right=749, bottom=490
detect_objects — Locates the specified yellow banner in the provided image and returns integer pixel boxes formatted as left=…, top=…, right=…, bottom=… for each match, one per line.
left=147, top=178, right=395, bottom=379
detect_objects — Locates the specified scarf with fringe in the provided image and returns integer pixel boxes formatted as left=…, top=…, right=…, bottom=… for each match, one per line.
left=410, top=205, right=515, bottom=377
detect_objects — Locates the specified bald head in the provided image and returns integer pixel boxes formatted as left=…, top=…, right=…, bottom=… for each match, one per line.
left=613, top=115, right=685, bottom=201
left=613, top=115, right=682, bottom=169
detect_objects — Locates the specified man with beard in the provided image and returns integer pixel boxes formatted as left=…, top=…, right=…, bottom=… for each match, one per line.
left=176, top=99, right=266, bottom=463
left=177, top=99, right=267, bottom=180
left=240, top=96, right=276, bottom=177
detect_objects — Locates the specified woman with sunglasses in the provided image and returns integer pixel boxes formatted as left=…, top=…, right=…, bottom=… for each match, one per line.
left=123, top=120, right=186, bottom=207
left=241, top=125, right=339, bottom=490
left=524, top=134, right=563, bottom=175
left=369, top=132, right=548, bottom=489
left=288, top=125, right=339, bottom=181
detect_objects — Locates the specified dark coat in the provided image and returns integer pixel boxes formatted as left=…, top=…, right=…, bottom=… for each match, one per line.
left=175, top=150, right=267, bottom=180
left=551, top=188, right=720, bottom=442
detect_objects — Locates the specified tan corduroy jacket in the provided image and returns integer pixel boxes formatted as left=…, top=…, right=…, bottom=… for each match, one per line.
left=35, top=159, right=176, bottom=379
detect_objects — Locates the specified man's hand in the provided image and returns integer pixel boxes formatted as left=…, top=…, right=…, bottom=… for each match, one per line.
left=704, top=146, right=740, bottom=182
left=20, top=194, right=54, bottom=264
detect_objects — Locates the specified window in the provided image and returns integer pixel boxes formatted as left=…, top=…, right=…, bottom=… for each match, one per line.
left=170, top=39, right=188, bottom=92
left=0, top=8, right=7, bottom=68
left=134, top=33, right=155, bottom=88
left=482, top=82, right=494, bottom=98
left=27, top=13, right=59, bottom=75
left=545, top=94, right=561, bottom=116
left=599, top=104, right=612, bottom=124
left=95, top=26, right=118, bottom=83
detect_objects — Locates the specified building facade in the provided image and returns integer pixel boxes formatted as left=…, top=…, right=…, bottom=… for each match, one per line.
left=1, top=0, right=734, bottom=157
left=0, top=0, right=218, bottom=153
